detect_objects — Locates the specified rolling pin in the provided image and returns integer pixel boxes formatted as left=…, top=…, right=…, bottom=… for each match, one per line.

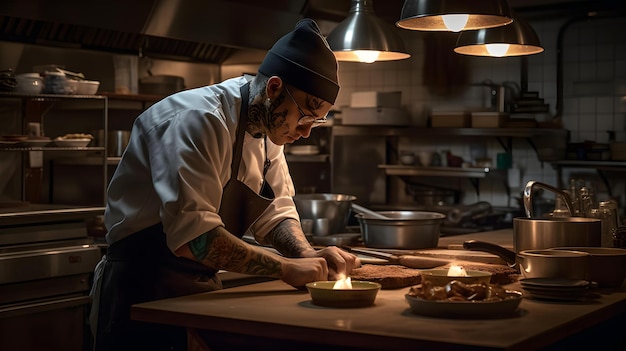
left=344, top=247, right=454, bottom=269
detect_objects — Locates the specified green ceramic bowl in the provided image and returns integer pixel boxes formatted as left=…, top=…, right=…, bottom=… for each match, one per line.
left=306, top=280, right=381, bottom=308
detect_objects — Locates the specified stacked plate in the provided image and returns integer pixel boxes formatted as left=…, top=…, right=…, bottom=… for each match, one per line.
left=520, top=278, right=596, bottom=301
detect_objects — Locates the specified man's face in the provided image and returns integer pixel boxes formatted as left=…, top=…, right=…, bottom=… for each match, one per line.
left=265, top=87, right=332, bottom=146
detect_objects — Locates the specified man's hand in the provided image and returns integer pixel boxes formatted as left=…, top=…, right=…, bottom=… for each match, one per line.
left=304, top=246, right=361, bottom=280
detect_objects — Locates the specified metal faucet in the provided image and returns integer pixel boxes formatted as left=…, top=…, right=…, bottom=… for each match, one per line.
left=523, top=180, right=577, bottom=218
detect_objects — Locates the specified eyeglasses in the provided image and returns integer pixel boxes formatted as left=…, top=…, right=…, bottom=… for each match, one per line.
left=284, top=87, right=327, bottom=128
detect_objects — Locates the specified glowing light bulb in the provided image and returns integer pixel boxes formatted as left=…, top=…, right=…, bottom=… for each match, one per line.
left=354, top=50, right=380, bottom=63
left=486, top=43, right=510, bottom=57
left=442, top=14, right=469, bottom=32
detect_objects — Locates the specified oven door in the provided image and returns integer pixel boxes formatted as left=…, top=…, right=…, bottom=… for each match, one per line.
left=0, top=243, right=102, bottom=351
left=0, top=290, right=91, bottom=351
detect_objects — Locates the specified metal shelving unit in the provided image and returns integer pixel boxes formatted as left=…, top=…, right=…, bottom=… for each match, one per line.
left=0, top=92, right=108, bottom=206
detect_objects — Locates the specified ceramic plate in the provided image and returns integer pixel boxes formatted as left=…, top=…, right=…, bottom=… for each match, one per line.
left=520, top=278, right=595, bottom=301
left=405, top=291, right=523, bottom=318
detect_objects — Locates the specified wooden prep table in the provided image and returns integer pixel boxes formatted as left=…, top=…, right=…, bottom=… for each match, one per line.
left=131, top=230, right=626, bottom=350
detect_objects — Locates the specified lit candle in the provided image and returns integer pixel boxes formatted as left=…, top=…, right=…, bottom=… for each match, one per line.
left=333, top=274, right=353, bottom=289
left=447, top=265, right=468, bottom=277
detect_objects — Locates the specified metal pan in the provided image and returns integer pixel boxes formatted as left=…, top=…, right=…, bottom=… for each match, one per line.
left=463, top=240, right=590, bottom=280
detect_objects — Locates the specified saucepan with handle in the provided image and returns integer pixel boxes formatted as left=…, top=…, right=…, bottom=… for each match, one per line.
left=463, top=239, right=591, bottom=280
left=463, top=215, right=601, bottom=280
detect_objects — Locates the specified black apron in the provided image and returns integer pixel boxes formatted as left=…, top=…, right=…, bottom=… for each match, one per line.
left=94, top=82, right=275, bottom=351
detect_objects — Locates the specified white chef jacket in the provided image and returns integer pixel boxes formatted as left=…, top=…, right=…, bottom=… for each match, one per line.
left=103, top=76, right=299, bottom=252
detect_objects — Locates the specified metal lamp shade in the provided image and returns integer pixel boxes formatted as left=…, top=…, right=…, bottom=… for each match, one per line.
left=326, top=0, right=410, bottom=62
left=454, top=17, right=544, bottom=57
left=396, top=0, right=512, bottom=31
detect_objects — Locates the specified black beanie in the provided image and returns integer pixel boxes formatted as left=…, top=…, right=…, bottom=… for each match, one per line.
left=258, top=18, right=340, bottom=104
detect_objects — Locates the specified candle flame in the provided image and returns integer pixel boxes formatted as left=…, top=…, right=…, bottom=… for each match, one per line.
left=447, top=265, right=468, bottom=277
left=333, top=274, right=353, bottom=289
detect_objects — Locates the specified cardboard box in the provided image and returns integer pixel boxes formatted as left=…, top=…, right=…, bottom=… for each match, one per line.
left=350, top=91, right=401, bottom=108
left=430, top=111, right=470, bottom=128
left=341, top=107, right=409, bottom=126
left=471, top=112, right=509, bottom=128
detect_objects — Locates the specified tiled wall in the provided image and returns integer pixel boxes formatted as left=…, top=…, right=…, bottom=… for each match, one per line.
left=333, top=15, right=626, bottom=209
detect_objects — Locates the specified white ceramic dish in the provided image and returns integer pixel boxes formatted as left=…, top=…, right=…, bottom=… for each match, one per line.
left=53, top=138, right=92, bottom=147
left=405, top=290, right=523, bottom=318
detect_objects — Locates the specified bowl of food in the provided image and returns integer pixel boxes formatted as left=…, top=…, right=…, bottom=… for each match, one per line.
left=420, top=267, right=493, bottom=286
left=53, top=133, right=94, bottom=148
left=305, top=279, right=381, bottom=308
left=405, top=281, right=523, bottom=317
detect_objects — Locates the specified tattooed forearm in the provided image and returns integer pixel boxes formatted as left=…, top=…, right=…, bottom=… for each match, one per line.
left=265, top=218, right=314, bottom=258
left=192, top=226, right=285, bottom=277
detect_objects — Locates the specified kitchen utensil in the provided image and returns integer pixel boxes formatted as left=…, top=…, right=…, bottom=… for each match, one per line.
left=513, top=217, right=601, bottom=252
left=548, top=247, right=626, bottom=287
left=305, top=280, right=381, bottom=308
left=405, top=291, right=523, bottom=318
left=294, top=193, right=356, bottom=235
left=523, top=180, right=576, bottom=217
left=420, top=268, right=492, bottom=286
left=463, top=240, right=590, bottom=280
left=351, top=203, right=390, bottom=220
left=344, top=247, right=455, bottom=269
left=356, top=211, right=445, bottom=249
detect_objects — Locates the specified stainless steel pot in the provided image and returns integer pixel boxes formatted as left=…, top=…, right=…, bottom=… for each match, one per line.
left=463, top=240, right=590, bottom=280
left=513, top=217, right=601, bottom=252
left=356, top=211, right=445, bottom=249
left=293, top=193, right=356, bottom=235
left=549, top=247, right=626, bottom=287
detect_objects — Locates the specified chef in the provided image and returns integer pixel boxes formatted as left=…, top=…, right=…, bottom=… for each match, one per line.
left=90, top=18, right=361, bottom=351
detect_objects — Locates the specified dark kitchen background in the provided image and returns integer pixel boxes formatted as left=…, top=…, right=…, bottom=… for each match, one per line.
left=0, top=0, right=625, bottom=215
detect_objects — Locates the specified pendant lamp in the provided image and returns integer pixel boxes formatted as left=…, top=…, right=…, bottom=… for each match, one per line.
left=454, top=16, right=544, bottom=57
left=396, top=0, right=512, bottom=32
left=326, top=0, right=410, bottom=63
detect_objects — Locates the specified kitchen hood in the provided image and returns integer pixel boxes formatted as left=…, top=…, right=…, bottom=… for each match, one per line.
left=0, top=0, right=348, bottom=64
left=0, top=0, right=614, bottom=65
